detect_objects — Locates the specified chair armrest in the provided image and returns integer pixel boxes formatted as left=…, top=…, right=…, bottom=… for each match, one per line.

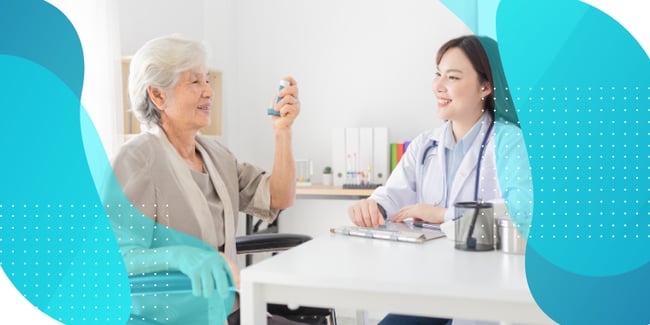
left=128, top=234, right=310, bottom=296
left=236, top=233, right=311, bottom=255
left=129, top=271, right=192, bottom=295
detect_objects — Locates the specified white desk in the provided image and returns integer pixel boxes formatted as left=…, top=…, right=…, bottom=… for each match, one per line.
left=241, top=234, right=555, bottom=325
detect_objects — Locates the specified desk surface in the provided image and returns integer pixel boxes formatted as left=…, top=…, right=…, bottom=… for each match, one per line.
left=241, top=234, right=555, bottom=325
left=296, top=184, right=374, bottom=198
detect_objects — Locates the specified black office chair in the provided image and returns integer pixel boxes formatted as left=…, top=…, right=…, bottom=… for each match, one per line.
left=128, top=230, right=337, bottom=325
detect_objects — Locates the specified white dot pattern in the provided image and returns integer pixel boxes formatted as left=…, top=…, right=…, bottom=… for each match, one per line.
left=497, top=85, right=648, bottom=241
left=0, top=202, right=131, bottom=322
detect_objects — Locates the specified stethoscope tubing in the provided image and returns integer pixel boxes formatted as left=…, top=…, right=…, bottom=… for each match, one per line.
left=419, top=122, right=494, bottom=202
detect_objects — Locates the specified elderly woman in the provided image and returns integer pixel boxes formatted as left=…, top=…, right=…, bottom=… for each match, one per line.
left=109, top=35, right=302, bottom=324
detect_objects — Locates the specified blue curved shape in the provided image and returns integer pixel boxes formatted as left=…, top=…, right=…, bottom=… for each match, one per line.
left=497, top=0, right=648, bottom=277
left=439, top=0, right=649, bottom=323
left=0, top=55, right=131, bottom=323
left=494, top=0, right=649, bottom=323
left=0, top=2, right=234, bottom=323
left=0, top=0, right=84, bottom=98
left=526, top=246, right=649, bottom=324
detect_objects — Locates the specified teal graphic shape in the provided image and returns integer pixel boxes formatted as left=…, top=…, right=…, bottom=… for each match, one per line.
left=439, top=0, right=649, bottom=323
left=0, top=0, right=84, bottom=98
left=497, top=0, right=649, bottom=324
left=0, top=54, right=131, bottom=323
left=497, top=0, right=648, bottom=275
left=1, top=2, right=235, bottom=323
left=0, top=1, right=130, bottom=323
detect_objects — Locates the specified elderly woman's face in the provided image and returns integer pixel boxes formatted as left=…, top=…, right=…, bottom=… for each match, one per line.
left=162, top=65, right=213, bottom=131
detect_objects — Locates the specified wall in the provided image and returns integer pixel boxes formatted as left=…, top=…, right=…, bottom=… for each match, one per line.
left=118, top=0, right=239, bottom=145
left=117, top=0, right=471, bottom=173
left=47, top=0, right=124, bottom=158
left=231, top=0, right=471, bottom=177
left=115, top=0, right=472, bottom=233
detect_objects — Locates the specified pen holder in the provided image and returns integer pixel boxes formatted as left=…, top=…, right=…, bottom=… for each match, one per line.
left=454, top=201, right=494, bottom=251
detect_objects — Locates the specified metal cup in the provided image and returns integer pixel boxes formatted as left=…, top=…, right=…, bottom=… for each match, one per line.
left=496, top=217, right=527, bottom=254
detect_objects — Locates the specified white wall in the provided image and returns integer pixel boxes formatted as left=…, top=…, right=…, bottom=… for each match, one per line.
left=50, top=0, right=124, bottom=158
left=118, top=0, right=206, bottom=55
left=231, top=0, right=470, bottom=176
left=113, top=0, right=471, bottom=272
left=117, top=0, right=470, bottom=176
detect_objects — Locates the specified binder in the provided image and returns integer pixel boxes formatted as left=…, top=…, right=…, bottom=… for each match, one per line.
left=373, top=127, right=389, bottom=184
left=332, top=127, right=389, bottom=186
left=390, top=143, right=398, bottom=172
left=331, top=128, right=346, bottom=186
left=359, top=127, right=374, bottom=184
left=397, top=142, right=405, bottom=165
left=345, top=128, right=360, bottom=185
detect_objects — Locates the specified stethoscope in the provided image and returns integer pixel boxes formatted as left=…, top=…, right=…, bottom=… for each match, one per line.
left=420, top=122, right=494, bottom=201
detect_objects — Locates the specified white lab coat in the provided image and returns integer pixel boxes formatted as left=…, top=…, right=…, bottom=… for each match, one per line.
left=371, top=115, right=533, bottom=325
left=372, top=115, right=503, bottom=219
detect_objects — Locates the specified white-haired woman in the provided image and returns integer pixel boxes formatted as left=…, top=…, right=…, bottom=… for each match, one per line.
left=108, top=35, right=303, bottom=324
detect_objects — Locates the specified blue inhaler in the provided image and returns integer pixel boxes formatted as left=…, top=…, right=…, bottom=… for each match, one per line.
left=267, top=79, right=290, bottom=116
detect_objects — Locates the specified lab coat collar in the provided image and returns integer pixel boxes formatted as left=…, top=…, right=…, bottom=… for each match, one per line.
left=426, top=121, right=449, bottom=145
left=447, top=113, right=494, bottom=203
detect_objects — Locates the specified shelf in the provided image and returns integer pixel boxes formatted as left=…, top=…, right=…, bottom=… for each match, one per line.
left=295, top=184, right=374, bottom=199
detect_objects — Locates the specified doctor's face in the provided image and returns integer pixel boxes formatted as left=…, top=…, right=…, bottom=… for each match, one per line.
left=160, top=65, right=213, bottom=132
left=432, top=47, right=490, bottom=123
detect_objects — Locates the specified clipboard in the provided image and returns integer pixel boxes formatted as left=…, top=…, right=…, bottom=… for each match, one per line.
left=330, top=221, right=445, bottom=243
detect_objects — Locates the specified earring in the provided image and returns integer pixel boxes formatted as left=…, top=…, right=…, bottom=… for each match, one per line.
left=481, top=87, right=485, bottom=91
left=481, top=97, right=485, bottom=101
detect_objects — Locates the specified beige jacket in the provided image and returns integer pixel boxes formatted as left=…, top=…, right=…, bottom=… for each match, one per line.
left=110, top=126, right=278, bottom=261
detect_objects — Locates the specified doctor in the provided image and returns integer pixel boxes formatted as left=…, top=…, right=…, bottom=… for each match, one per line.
left=348, top=35, right=531, bottom=229
left=348, top=35, right=532, bottom=325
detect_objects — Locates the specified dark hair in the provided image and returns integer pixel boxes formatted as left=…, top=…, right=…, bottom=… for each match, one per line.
left=436, top=35, right=518, bottom=126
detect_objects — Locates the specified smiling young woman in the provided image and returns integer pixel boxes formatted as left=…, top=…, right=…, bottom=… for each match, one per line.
left=348, top=35, right=533, bottom=325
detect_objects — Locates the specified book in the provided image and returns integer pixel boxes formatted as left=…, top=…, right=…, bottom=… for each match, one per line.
left=390, top=143, right=398, bottom=172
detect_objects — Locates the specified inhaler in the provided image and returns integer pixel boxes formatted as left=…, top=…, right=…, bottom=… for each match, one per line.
left=267, top=79, right=290, bottom=116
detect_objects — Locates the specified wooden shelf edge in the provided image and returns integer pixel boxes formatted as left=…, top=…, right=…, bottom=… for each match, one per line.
left=295, top=184, right=375, bottom=197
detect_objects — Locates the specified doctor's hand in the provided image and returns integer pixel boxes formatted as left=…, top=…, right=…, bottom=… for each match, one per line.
left=392, top=204, right=447, bottom=225
left=348, top=199, right=385, bottom=227
left=269, top=76, right=300, bottom=130
left=169, top=246, right=236, bottom=299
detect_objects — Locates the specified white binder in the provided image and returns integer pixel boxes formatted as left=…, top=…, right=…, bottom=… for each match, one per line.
left=332, top=127, right=389, bottom=186
left=372, top=127, right=389, bottom=185
left=331, top=128, right=346, bottom=186
left=358, top=127, right=374, bottom=184
left=344, top=127, right=360, bottom=185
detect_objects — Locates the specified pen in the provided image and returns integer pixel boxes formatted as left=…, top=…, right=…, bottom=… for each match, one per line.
left=412, top=221, right=441, bottom=231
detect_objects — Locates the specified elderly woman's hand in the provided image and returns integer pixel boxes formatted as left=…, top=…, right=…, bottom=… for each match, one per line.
left=270, top=76, right=300, bottom=130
